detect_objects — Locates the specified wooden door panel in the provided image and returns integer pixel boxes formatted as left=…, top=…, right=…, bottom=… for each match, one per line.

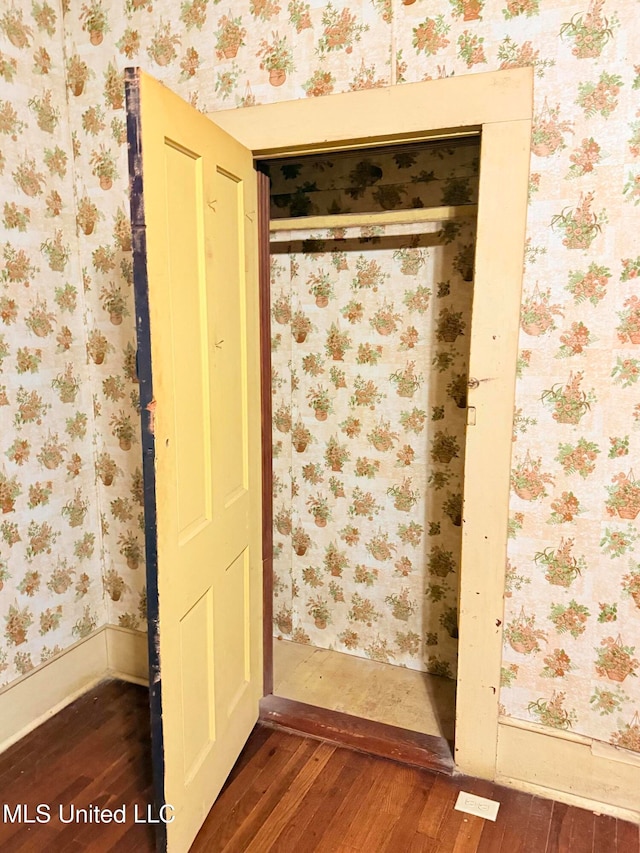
left=126, top=69, right=263, bottom=853
left=180, top=588, right=215, bottom=781
left=164, top=143, right=212, bottom=545
left=211, top=168, right=251, bottom=513
left=215, top=548, right=251, bottom=718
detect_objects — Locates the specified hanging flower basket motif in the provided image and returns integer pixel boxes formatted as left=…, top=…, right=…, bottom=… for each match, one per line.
left=534, top=538, right=585, bottom=587
left=605, top=471, right=640, bottom=520
left=511, top=451, right=554, bottom=500
left=504, top=607, right=547, bottom=654
left=611, top=711, right=640, bottom=752
left=520, top=283, right=563, bottom=336
left=595, top=636, right=639, bottom=683
left=531, top=99, right=574, bottom=157
left=541, top=371, right=595, bottom=425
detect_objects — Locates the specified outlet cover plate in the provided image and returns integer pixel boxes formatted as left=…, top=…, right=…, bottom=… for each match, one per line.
left=454, top=791, right=500, bottom=821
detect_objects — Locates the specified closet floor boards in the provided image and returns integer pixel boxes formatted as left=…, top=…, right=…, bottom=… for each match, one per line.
left=1, top=680, right=638, bottom=852
left=273, top=639, right=456, bottom=741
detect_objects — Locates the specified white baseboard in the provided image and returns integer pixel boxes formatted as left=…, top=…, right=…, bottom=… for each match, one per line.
left=497, top=718, right=640, bottom=824
left=0, top=629, right=108, bottom=754
left=0, top=625, right=149, bottom=755
left=105, top=625, right=149, bottom=685
left=496, top=774, right=640, bottom=826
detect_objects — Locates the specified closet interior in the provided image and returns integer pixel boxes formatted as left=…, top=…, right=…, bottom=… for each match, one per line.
left=262, top=136, right=480, bottom=745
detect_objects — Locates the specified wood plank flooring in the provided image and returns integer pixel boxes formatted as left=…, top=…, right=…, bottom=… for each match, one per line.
left=0, top=679, right=155, bottom=853
left=0, top=680, right=637, bottom=852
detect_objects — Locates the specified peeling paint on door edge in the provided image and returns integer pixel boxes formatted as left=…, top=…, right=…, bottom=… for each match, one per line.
left=125, top=66, right=167, bottom=853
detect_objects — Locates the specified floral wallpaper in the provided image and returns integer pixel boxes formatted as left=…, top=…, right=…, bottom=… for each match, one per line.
left=0, top=0, right=637, bottom=751
left=264, top=140, right=480, bottom=218
left=62, top=6, right=148, bottom=637
left=0, top=0, right=105, bottom=686
left=270, top=206, right=477, bottom=679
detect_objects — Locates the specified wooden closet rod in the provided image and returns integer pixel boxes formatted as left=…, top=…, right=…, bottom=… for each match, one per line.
left=269, top=204, right=478, bottom=234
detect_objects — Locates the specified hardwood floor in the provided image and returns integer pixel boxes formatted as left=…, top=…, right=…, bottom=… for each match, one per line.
left=0, top=679, right=155, bottom=853
left=196, top=729, right=640, bottom=853
left=0, top=679, right=638, bottom=852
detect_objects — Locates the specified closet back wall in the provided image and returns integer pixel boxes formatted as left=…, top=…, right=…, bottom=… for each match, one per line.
left=268, top=145, right=479, bottom=677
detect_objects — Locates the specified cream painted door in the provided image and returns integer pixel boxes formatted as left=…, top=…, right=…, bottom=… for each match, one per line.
left=125, top=70, right=263, bottom=852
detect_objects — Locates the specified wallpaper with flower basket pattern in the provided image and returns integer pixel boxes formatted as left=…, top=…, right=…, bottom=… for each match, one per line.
left=0, top=0, right=638, bottom=750
left=265, top=140, right=480, bottom=219
left=0, top=0, right=107, bottom=685
left=270, top=211, right=477, bottom=678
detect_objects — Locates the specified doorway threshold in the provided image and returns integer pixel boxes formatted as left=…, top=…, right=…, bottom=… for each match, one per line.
left=273, top=640, right=456, bottom=740
left=259, top=695, right=455, bottom=776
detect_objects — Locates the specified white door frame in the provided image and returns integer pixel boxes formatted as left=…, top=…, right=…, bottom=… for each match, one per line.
left=209, top=68, right=533, bottom=780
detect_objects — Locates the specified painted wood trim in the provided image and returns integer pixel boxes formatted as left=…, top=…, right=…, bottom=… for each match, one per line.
left=208, top=69, right=533, bottom=156
left=260, top=694, right=454, bottom=775
left=124, top=66, right=167, bottom=853
left=497, top=775, right=640, bottom=827
left=499, top=714, right=592, bottom=746
left=0, top=629, right=107, bottom=755
left=501, top=715, right=640, bottom=768
left=591, top=738, right=640, bottom=770
left=454, top=118, right=531, bottom=780
left=209, top=68, right=534, bottom=786
left=258, top=169, right=274, bottom=698
left=106, top=625, right=149, bottom=685
left=0, top=624, right=148, bottom=756
left=269, top=205, right=478, bottom=234
left=496, top=722, right=640, bottom=822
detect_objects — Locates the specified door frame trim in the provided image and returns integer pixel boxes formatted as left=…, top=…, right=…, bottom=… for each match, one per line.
left=209, top=68, right=532, bottom=156
left=257, top=171, right=274, bottom=697
left=260, top=694, right=454, bottom=775
left=211, top=67, right=533, bottom=780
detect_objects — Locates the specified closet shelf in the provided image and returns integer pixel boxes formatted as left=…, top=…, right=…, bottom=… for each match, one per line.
left=269, top=204, right=478, bottom=234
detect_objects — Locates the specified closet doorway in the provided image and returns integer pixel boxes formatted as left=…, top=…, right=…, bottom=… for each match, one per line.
left=261, top=139, right=480, bottom=760
left=211, top=67, right=532, bottom=780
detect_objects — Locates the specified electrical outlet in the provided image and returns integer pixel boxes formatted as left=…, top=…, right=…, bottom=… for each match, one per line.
left=454, top=791, right=500, bottom=821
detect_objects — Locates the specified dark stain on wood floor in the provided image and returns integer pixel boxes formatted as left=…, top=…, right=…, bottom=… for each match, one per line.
left=0, top=680, right=637, bottom=852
